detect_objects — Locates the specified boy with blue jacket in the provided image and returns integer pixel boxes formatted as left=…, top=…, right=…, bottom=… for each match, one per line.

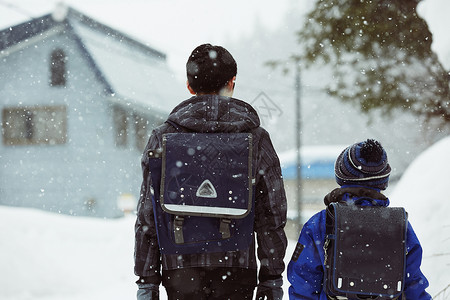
left=287, top=139, right=431, bottom=299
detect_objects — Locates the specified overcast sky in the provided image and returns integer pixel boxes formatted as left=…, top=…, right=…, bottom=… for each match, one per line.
left=0, top=0, right=449, bottom=76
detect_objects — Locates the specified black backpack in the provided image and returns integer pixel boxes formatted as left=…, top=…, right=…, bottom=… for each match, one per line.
left=323, top=202, right=408, bottom=299
left=148, top=132, right=255, bottom=255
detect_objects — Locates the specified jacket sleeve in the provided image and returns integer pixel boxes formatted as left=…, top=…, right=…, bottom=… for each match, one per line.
left=287, top=212, right=328, bottom=300
left=134, top=132, right=162, bottom=285
left=254, top=129, right=288, bottom=283
left=403, top=222, right=432, bottom=299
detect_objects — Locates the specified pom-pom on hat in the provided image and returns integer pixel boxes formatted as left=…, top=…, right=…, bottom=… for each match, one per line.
left=335, top=139, right=391, bottom=190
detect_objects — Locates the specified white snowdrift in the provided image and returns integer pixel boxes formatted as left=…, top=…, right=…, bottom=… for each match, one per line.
left=391, top=135, right=450, bottom=297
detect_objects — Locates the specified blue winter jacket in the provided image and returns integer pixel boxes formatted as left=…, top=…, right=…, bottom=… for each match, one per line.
left=287, top=187, right=431, bottom=300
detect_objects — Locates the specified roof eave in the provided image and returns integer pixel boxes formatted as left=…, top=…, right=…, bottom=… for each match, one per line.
left=0, top=22, right=66, bottom=58
left=0, top=7, right=167, bottom=61
left=0, top=14, right=57, bottom=52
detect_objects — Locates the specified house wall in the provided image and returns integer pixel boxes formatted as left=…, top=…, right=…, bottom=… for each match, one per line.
left=0, top=30, right=151, bottom=217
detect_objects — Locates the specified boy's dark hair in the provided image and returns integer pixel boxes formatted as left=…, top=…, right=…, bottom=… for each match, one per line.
left=186, top=44, right=237, bottom=94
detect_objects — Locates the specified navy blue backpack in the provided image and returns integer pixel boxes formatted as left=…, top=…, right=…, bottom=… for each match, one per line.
left=148, top=132, right=255, bottom=255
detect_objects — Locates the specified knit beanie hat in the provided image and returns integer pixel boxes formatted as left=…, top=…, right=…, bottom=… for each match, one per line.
left=334, top=139, right=391, bottom=190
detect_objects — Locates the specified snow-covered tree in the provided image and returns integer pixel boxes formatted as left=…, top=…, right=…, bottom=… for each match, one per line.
left=297, top=0, right=450, bottom=127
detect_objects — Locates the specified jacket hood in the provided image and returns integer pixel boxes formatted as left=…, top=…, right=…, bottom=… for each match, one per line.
left=167, top=95, right=260, bottom=133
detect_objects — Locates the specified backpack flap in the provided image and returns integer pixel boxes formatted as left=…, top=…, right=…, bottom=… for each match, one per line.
left=325, top=202, right=408, bottom=299
left=149, top=132, right=255, bottom=255
left=161, top=132, right=253, bottom=218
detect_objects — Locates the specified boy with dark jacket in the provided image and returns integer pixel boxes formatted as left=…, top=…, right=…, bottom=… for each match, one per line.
left=134, top=44, right=287, bottom=300
left=287, top=139, right=431, bottom=299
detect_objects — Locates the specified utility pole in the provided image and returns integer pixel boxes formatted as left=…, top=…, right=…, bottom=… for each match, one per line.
left=295, top=61, right=302, bottom=228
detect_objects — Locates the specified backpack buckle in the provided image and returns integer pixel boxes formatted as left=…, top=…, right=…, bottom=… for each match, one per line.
left=173, top=216, right=184, bottom=244
left=219, top=218, right=231, bottom=239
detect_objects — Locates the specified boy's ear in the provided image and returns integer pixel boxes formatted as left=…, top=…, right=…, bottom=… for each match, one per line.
left=227, top=76, right=236, bottom=91
left=187, top=81, right=196, bottom=95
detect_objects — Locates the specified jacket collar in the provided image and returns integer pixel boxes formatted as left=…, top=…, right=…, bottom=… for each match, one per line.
left=324, top=186, right=389, bottom=207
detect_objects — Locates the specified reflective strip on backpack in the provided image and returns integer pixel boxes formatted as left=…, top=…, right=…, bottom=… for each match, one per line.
left=163, top=204, right=247, bottom=216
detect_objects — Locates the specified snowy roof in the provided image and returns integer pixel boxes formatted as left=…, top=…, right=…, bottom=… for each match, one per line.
left=0, top=5, right=185, bottom=114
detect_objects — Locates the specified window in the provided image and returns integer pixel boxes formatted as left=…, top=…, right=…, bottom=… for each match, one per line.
left=2, top=105, right=67, bottom=146
left=113, top=106, right=128, bottom=147
left=114, top=106, right=163, bottom=150
left=50, top=49, right=67, bottom=86
left=134, top=114, right=148, bottom=151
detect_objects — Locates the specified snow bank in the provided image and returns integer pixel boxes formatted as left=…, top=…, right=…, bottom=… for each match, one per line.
left=0, top=207, right=137, bottom=300
left=391, top=135, right=450, bottom=297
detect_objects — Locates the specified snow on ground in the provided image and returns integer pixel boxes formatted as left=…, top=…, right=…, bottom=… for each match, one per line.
left=0, top=208, right=137, bottom=300
left=1, top=136, right=449, bottom=299
left=0, top=204, right=296, bottom=300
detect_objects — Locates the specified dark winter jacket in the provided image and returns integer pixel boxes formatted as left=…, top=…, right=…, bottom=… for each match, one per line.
left=287, top=187, right=432, bottom=300
left=134, top=95, right=288, bottom=286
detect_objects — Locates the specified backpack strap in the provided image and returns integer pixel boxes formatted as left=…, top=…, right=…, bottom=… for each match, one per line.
left=163, top=120, right=188, bottom=245
left=219, top=218, right=232, bottom=239
left=173, top=216, right=185, bottom=244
